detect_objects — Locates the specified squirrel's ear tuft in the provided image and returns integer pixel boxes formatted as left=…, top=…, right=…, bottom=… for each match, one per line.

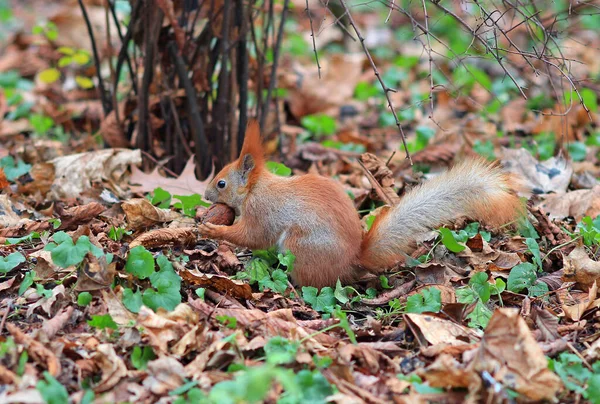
left=238, top=120, right=264, bottom=167
left=237, top=120, right=264, bottom=186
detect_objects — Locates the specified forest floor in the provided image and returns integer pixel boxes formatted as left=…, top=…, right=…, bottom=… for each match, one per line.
left=1, top=0, right=600, bottom=403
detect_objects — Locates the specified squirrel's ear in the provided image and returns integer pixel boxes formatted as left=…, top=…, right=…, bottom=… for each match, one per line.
left=239, top=153, right=255, bottom=184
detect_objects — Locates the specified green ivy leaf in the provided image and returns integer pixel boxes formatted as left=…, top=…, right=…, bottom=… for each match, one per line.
left=438, top=227, right=466, bottom=253
left=301, top=114, right=337, bottom=137
left=258, top=269, right=288, bottom=294
left=37, top=371, right=69, bottom=404
left=529, top=281, right=549, bottom=297
left=57, top=46, right=75, bottom=55
left=469, top=272, right=491, bottom=303
left=88, top=314, right=118, bottom=330
left=131, top=346, right=156, bottom=370
left=406, top=287, right=442, bottom=313
left=125, top=246, right=155, bottom=280
left=122, top=288, right=143, bottom=313
left=265, top=161, right=292, bottom=177
left=0, top=252, right=25, bottom=273
left=277, top=250, right=295, bottom=272
left=587, top=374, right=600, bottom=404
left=142, top=255, right=181, bottom=311
left=0, top=156, right=31, bottom=181
left=525, top=237, right=543, bottom=270
left=465, top=300, right=492, bottom=328
left=302, top=286, right=336, bottom=313
left=45, top=233, right=94, bottom=268
left=151, top=187, right=172, bottom=208
left=18, top=271, right=35, bottom=296
left=264, top=336, right=299, bottom=365
left=334, top=279, right=350, bottom=304
left=73, top=51, right=91, bottom=65
left=173, top=194, right=204, bottom=217
left=507, top=262, right=537, bottom=293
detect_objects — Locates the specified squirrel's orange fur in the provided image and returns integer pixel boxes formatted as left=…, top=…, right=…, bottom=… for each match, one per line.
left=200, top=121, right=523, bottom=288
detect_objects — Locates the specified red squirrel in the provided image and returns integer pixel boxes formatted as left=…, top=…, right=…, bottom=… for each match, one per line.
left=199, top=121, right=522, bottom=288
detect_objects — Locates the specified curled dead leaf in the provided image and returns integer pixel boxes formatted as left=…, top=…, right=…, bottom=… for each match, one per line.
left=6, top=323, right=61, bottom=377
left=129, top=227, right=197, bottom=249
left=122, top=198, right=180, bottom=230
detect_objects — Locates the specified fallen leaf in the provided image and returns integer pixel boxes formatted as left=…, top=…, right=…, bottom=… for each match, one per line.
left=129, top=155, right=213, bottom=196
left=468, top=308, right=561, bottom=401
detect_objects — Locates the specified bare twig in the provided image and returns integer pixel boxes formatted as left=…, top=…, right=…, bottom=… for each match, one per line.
left=428, top=0, right=528, bottom=99
left=305, top=0, right=322, bottom=78
left=338, top=0, right=412, bottom=164
left=259, top=0, right=291, bottom=130
left=78, top=0, right=112, bottom=115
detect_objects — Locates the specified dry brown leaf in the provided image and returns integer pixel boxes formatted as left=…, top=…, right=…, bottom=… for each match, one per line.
left=561, top=280, right=598, bottom=321
left=468, top=308, right=561, bottom=401
left=129, top=227, right=197, bottom=249
left=75, top=254, right=116, bottom=291
left=0, top=168, right=9, bottom=189
left=180, top=270, right=252, bottom=300
left=137, top=304, right=198, bottom=355
left=16, top=162, right=55, bottom=195
left=539, top=185, right=600, bottom=221
left=91, top=344, right=129, bottom=393
left=122, top=198, right=181, bottom=230
left=56, top=202, right=106, bottom=230
left=41, top=306, right=74, bottom=340
left=501, top=148, right=572, bottom=195
left=420, top=354, right=480, bottom=391
left=129, top=155, right=213, bottom=196
left=6, top=323, right=61, bottom=377
left=50, top=149, right=142, bottom=199
left=143, top=357, right=186, bottom=395
left=404, top=313, right=478, bottom=347
left=279, top=54, right=365, bottom=118
left=562, top=246, right=600, bottom=288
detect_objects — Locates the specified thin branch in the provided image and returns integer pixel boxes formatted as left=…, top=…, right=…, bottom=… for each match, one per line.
left=338, top=0, right=412, bottom=164
left=305, top=0, right=322, bottom=79
left=78, top=0, right=112, bottom=115
left=259, top=0, right=291, bottom=130
left=429, top=0, right=528, bottom=99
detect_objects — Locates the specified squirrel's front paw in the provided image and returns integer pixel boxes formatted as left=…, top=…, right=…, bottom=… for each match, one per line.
left=198, top=222, right=224, bottom=239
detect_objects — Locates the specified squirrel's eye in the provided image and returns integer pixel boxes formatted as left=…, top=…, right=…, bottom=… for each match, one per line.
left=217, top=180, right=226, bottom=189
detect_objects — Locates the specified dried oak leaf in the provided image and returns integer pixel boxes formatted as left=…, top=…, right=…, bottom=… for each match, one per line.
left=467, top=308, right=561, bottom=401
left=129, top=155, right=213, bottom=196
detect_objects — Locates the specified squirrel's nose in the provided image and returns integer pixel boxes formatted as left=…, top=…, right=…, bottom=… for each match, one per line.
left=205, top=187, right=217, bottom=202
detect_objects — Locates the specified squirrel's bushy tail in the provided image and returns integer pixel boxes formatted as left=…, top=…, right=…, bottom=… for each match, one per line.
left=359, top=159, right=522, bottom=271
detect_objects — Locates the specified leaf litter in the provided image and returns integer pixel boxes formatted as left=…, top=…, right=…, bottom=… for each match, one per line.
left=1, top=1, right=600, bottom=403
